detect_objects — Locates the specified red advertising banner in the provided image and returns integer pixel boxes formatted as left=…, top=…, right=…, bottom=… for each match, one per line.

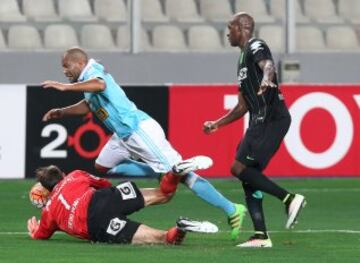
left=168, top=84, right=360, bottom=177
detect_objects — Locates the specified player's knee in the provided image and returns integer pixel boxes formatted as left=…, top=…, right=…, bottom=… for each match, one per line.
left=95, top=163, right=110, bottom=173
left=230, top=163, right=246, bottom=179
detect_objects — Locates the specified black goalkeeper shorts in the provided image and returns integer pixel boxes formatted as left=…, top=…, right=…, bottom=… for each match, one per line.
left=87, top=181, right=145, bottom=244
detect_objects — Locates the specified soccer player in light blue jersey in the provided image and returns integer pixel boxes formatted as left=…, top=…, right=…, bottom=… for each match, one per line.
left=42, top=48, right=246, bottom=240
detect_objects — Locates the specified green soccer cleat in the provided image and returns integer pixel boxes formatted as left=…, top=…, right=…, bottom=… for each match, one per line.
left=228, top=204, right=247, bottom=240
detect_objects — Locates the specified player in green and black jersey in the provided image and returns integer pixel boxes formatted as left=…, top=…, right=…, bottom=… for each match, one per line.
left=203, top=12, right=306, bottom=248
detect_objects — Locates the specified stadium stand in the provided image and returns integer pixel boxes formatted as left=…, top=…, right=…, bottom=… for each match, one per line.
left=199, top=0, right=233, bottom=22
left=258, top=25, right=284, bottom=52
left=0, top=30, right=6, bottom=49
left=81, top=24, right=115, bottom=49
left=152, top=25, right=187, bottom=51
left=141, top=0, right=169, bottom=22
left=188, top=25, right=223, bottom=50
left=296, top=25, right=326, bottom=50
left=8, top=25, right=42, bottom=49
left=44, top=24, right=79, bottom=49
left=94, top=0, right=127, bottom=22
left=116, top=25, right=151, bottom=51
left=58, top=0, right=97, bottom=21
left=270, top=0, right=310, bottom=23
left=235, top=0, right=275, bottom=23
left=0, top=0, right=26, bottom=22
left=338, top=0, right=360, bottom=24
left=165, top=0, right=204, bottom=22
left=303, top=0, right=343, bottom=23
left=0, top=0, right=358, bottom=51
left=326, top=25, right=359, bottom=49
left=23, top=0, right=60, bottom=21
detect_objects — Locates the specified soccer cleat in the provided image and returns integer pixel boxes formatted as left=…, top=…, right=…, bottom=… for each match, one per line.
left=228, top=204, right=247, bottom=240
left=286, top=194, right=306, bottom=229
left=236, top=234, right=273, bottom=248
left=166, top=227, right=186, bottom=245
left=172, top=155, right=213, bottom=176
left=176, top=217, right=219, bottom=233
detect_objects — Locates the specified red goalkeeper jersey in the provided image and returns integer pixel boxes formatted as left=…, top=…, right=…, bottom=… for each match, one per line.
left=33, top=170, right=112, bottom=240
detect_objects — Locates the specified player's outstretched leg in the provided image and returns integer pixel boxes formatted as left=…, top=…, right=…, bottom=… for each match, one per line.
left=183, top=172, right=246, bottom=240
left=284, top=193, right=306, bottom=229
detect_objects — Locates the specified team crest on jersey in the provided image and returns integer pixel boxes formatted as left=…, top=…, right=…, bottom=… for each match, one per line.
left=238, top=67, right=248, bottom=86
left=106, top=217, right=127, bottom=236
left=95, top=107, right=109, bottom=121
left=250, top=40, right=264, bottom=54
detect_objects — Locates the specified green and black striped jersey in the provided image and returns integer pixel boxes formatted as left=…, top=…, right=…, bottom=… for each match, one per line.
left=237, top=38, right=284, bottom=126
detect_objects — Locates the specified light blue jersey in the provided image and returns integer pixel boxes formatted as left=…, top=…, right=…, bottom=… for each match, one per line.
left=78, top=59, right=150, bottom=138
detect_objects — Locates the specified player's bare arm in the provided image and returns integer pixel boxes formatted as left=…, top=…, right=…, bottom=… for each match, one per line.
left=42, top=99, right=90, bottom=121
left=257, top=59, right=277, bottom=95
left=42, top=78, right=105, bottom=93
left=203, top=92, right=248, bottom=134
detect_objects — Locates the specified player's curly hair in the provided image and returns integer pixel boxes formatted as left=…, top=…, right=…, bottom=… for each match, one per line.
left=35, top=165, right=64, bottom=191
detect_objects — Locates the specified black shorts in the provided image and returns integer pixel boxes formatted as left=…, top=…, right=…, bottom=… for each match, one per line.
left=87, top=181, right=145, bottom=244
left=236, top=105, right=291, bottom=171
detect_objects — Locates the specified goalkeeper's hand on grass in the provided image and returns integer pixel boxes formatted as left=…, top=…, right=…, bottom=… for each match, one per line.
left=27, top=216, right=39, bottom=239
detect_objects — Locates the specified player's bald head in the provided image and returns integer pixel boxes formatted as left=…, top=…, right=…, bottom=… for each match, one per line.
left=63, top=47, right=88, bottom=64
left=232, top=12, right=255, bottom=35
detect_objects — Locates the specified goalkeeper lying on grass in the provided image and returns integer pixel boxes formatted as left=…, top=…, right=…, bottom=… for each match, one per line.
left=27, top=165, right=217, bottom=245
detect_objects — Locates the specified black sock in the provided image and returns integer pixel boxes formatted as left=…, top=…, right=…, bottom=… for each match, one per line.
left=237, top=167, right=288, bottom=201
left=242, top=182, right=267, bottom=235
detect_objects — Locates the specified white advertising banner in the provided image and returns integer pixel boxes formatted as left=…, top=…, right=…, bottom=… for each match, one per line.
left=0, top=85, right=26, bottom=178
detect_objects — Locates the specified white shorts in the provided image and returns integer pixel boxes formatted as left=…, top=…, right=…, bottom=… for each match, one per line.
left=96, top=118, right=182, bottom=173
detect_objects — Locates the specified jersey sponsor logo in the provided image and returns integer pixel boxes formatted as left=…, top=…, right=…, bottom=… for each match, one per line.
left=106, top=217, right=127, bottom=236
left=116, top=182, right=137, bottom=200
left=250, top=40, right=264, bottom=54
left=95, top=107, right=109, bottom=122
left=246, top=155, right=255, bottom=161
left=238, top=67, right=248, bottom=86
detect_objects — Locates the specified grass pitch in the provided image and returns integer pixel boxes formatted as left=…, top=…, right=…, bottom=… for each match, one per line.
left=0, top=178, right=359, bottom=263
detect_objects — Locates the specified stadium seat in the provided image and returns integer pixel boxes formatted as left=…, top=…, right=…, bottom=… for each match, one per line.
left=152, top=25, right=187, bottom=51
left=0, top=0, right=26, bottom=21
left=141, top=0, right=169, bottom=22
left=23, top=0, right=60, bottom=21
left=296, top=26, right=325, bottom=50
left=58, top=0, right=97, bottom=21
left=199, top=0, right=233, bottom=22
left=338, top=0, right=360, bottom=24
left=44, top=24, right=79, bottom=49
left=94, top=0, right=127, bottom=22
left=258, top=25, right=284, bottom=52
left=188, top=25, right=223, bottom=51
left=0, top=30, right=6, bottom=49
left=326, top=26, right=359, bottom=49
left=81, top=24, right=115, bottom=49
left=165, top=0, right=203, bottom=22
left=303, top=0, right=343, bottom=23
left=8, top=25, right=42, bottom=49
left=270, top=0, right=310, bottom=23
left=235, top=0, right=275, bottom=23
left=116, top=26, right=151, bottom=51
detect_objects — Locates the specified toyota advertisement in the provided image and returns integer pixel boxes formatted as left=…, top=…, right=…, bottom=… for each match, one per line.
left=0, top=84, right=358, bottom=178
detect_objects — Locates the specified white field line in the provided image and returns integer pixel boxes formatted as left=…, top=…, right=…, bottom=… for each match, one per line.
left=181, top=188, right=360, bottom=194
left=2, top=230, right=360, bottom=235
